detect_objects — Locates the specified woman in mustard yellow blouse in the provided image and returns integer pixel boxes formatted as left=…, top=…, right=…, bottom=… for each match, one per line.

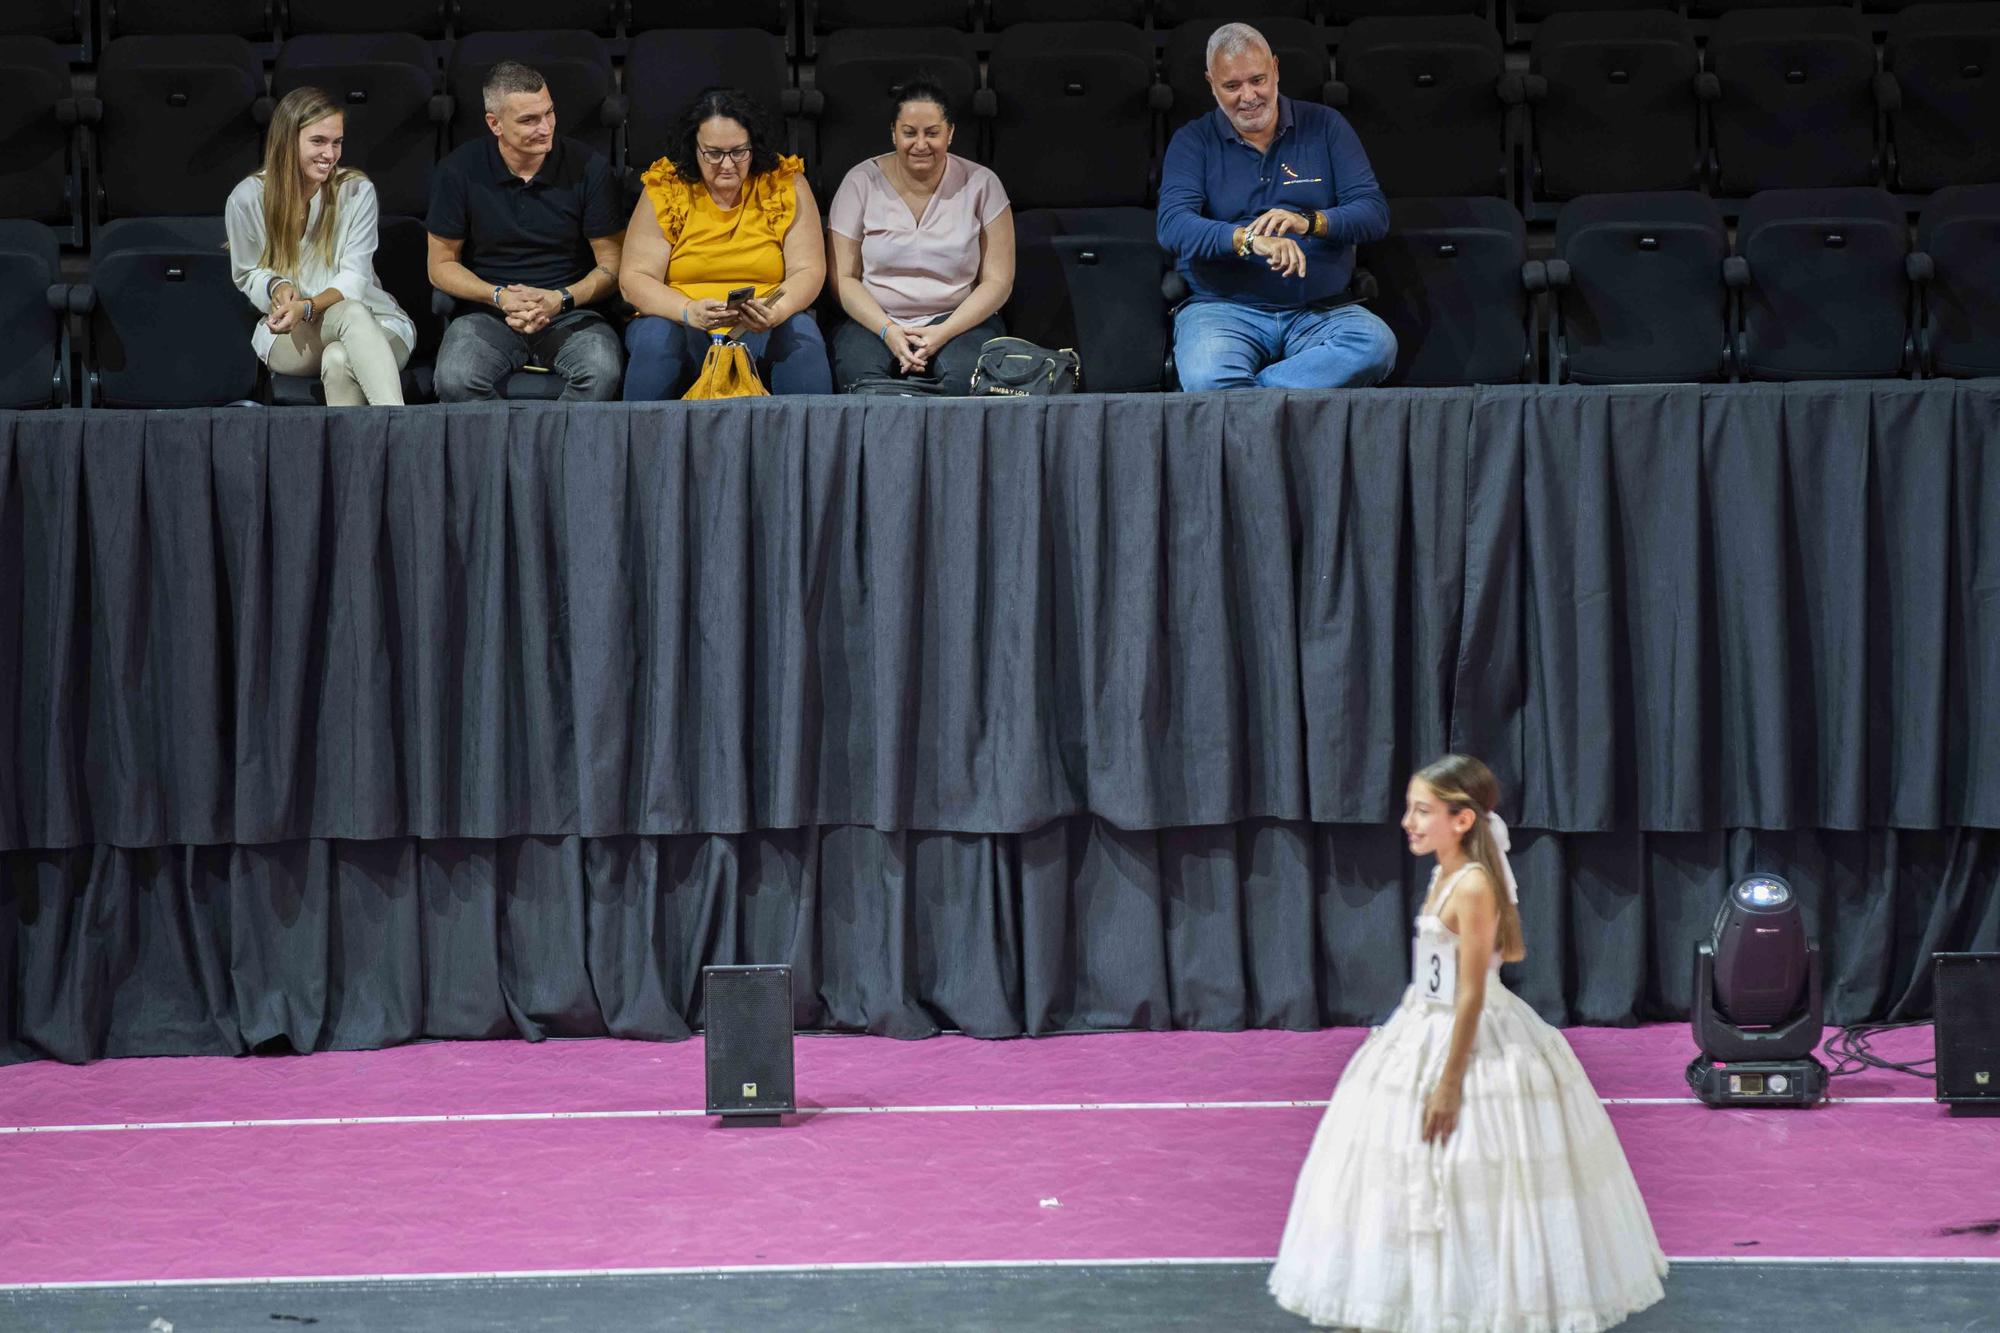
left=620, top=88, right=830, bottom=398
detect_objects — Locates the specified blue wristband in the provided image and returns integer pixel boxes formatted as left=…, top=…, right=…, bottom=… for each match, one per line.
left=879, top=323, right=890, bottom=343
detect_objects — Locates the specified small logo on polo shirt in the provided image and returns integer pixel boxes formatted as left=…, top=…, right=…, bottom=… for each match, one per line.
left=1280, top=163, right=1324, bottom=185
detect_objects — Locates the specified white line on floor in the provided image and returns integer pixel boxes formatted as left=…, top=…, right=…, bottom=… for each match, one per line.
left=2, top=1254, right=1997, bottom=1293
left=0, top=1095, right=1939, bottom=1136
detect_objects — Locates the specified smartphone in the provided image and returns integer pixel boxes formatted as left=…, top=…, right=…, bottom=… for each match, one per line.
left=724, top=285, right=755, bottom=307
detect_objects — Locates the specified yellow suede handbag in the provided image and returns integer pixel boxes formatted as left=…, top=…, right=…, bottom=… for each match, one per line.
left=683, top=331, right=769, bottom=401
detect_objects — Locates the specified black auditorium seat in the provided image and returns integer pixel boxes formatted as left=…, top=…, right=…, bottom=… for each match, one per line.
left=626, top=29, right=792, bottom=177
left=0, top=37, right=84, bottom=241
left=375, top=214, right=443, bottom=400
left=1542, top=191, right=1730, bottom=384
left=1726, top=186, right=1918, bottom=380
left=1327, top=0, right=1487, bottom=18
left=272, top=35, right=445, bottom=220
left=93, top=36, right=271, bottom=222
left=1525, top=11, right=1705, bottom=206
left=1358, top=195, right=1534, bottom=387
left=987, top=0, right=1146, bottom=26
left=808, top=28, right=979, bottom=195
left=1163, top=18, right=1329, bottom=138
left=1513, top=0, right=1664, bottom=12
left=1006, top=206, right=1157, bottom=356
left=1914, top=184, right=2000, bottom=380
left=1157, top=0, right=1312, bottom=21
left=0, top=0, right=89, bottom=61
left=1688, top=0, right=1843, bottom=16
left=1885, top=2, right=2000, bottom=193
left=455, top=0, right=619, bottom=35
left=813, top=0, right=974, bottom=28
left=1333, top=16, right=1516, bottom=200
left=988, top=23, right=1160, bottom=210
left=81, top=216, right=260, bottom=408
left=627, top=0, right=789, bottom=34
left=103, top=0, right=273, bottom=39
left=286, top=0, right=446, bottom=37
left=0, top=220, right=71, bottom=409
left=1706, top=7, right=1887, bottom=195
left=1509, top=0, right=1664, bottom=41
left=447, top=30, right=621, bottom=162
left=1052, top=229, right=1173, bottom=392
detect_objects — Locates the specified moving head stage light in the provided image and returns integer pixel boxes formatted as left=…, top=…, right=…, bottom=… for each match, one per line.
left=1687, top=874, right=1829, bottom=1108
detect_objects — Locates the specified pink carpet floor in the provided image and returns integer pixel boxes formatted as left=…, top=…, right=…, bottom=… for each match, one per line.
left=0, top=1026, right=1993, bottom=1287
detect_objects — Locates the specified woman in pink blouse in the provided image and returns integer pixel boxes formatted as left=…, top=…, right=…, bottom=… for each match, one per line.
left=825, top=77, right=1015, bottom=394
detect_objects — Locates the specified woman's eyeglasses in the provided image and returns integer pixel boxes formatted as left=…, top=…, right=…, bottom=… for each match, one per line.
left=697, top=145, right=753, bottom=165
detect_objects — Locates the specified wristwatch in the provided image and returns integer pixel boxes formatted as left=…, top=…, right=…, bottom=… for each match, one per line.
left=492, top=284, right=505, bottom=307
left=1288, top=206, right=1327, bottom=238
left=559, top=287, right=575, bottom=313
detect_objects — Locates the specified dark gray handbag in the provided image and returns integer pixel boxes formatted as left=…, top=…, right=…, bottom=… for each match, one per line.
left=969, top=336, right=1081, bottom=396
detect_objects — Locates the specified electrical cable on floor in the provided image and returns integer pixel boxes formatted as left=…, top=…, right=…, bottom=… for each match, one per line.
left=1821, top=1021, right=1936, bottom=1079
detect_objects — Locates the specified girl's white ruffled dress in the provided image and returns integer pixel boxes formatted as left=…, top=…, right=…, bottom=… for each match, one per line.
left=1269, top=864, right=1669, bottom=1332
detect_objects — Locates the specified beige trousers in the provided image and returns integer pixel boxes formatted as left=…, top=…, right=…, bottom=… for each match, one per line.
left=265, top=300, right=411, bottom=406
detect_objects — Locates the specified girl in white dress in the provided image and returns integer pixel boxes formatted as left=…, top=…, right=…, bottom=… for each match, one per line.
left=1270, top=754, right=1668, bottom=1332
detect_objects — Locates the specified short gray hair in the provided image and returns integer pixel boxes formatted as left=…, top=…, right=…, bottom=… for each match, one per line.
left=1206, top=22, right=1272, bottom=70
left=482, top=60, right=547, bottom=115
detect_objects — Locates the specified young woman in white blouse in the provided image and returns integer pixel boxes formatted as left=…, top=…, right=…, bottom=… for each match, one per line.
left=226, top=86, right=416, bottom=406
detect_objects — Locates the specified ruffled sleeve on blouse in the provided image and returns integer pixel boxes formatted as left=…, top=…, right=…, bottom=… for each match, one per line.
left=755, top=155, right=806, bottom=236
left=640, top=157, right=694, bottom=245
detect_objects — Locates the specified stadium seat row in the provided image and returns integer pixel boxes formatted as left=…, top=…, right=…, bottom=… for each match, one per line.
left=3, top=185, right=1992, bottom=410
left=1, top=0, right=1957, bottom=60
left=3, top=5, right=1994, bottom=245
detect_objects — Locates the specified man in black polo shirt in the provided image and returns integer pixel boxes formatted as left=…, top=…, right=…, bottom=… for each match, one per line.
left=426, top=60, right=624, bottom=401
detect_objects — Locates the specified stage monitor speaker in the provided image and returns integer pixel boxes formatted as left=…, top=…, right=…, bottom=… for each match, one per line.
left=1935, top=952, right=2000, bottom=1115
left=703, top=964, right=795, bottom=1126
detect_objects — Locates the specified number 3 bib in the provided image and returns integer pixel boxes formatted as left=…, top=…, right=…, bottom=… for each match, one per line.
left=1414, top=932, right=1457, bottom=1007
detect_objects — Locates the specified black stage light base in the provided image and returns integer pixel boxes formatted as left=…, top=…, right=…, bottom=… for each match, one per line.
left=718, top=1114, right=784, bottom=1128
left=1687, top=1055, right=1829, bottom=1107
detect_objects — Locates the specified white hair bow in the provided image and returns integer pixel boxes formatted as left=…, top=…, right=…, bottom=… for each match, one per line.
left=1487, top=812, right=1520, bottom=905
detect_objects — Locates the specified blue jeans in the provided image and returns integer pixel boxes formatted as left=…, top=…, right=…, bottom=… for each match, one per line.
left=433, top=309, right=623, bottom=402
left=623, top=312, right=833, bottom=400
left=1172, top=299, right=1398, bottom=392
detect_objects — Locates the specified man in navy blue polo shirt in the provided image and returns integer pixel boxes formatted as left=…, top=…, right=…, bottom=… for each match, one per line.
left=426, top=61, right=625, bottom=401
left=1157, top=24, right=1397, bottom=392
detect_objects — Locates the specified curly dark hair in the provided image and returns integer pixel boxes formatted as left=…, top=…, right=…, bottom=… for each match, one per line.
left=664, top=87, right=785, bottom=182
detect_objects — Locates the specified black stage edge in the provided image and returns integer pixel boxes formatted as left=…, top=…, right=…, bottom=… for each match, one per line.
left=4, top=384, right=1998, bottom=1063
left=4, top=1261, right=1998, bottom=1333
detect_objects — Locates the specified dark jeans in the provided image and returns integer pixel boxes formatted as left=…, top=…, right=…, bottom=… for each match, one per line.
left=433, top=308, right=624, bottom=402
left=622, top=312, right=832, bottom=400
left=831, top=313, right=1005, bottom=395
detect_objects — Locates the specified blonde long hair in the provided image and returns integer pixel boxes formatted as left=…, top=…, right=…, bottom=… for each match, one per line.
left=256, top=87, right=363, bottom=277
left=1415, top=754, right=1526, bottom=963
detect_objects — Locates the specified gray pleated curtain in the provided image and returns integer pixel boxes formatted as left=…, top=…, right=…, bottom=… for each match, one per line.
left=3, top=382, right=1997, bottom=1063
